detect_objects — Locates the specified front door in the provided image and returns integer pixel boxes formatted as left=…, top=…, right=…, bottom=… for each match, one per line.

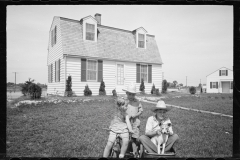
left=222, top=82, right=230, bottom=93
left=116, top=63, right=125, bottom=94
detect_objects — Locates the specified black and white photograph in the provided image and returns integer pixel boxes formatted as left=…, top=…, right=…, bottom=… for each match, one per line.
left=7, top=5, right=234, bottom=158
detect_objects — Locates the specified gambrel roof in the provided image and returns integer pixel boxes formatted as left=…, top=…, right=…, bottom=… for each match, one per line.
left=59, top=17, right=162, bottom=64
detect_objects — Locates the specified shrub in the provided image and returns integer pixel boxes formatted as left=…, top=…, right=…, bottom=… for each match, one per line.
left=84, top=84, right=92, bottom=96
left=65, top=75, right=73, bottom=97
left=99, top=79, right=106, bottom=95
left=112, top=89, right=117, bottom=97
left=21, top=78, right=34, bottom=96
left=189, top=86, right=196, bottom=94
left=156, top=88, right=161, bottom=96
left=139, top=78, right=145, bottom=92
left=28, top=83, right=42, bottom=99
left=151, top=83, right=156, bottom=94
left=162, top=79, right=168, bottom=94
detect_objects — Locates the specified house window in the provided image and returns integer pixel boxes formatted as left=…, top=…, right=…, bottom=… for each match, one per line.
left=212, top=82, right=217, bottom=88
left=140, top=65, right=148, bottom=82
left=138, top=33, right=145, bottom=48
left=87, top=60, right=97, bottom=81
left=51, top=26, right=57, bottom=47
left=231, top=81, right=233, bottom=89
left=86, top=23, right=95, bottom=41
left=221, top=70, right=226, bottom=76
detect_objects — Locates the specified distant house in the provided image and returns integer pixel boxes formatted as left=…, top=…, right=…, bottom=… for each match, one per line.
left=202, top=84, right=206, bottom=93
left=206, top=67, right=233, bottom=93
left=47, top=13, right=163, bottom=96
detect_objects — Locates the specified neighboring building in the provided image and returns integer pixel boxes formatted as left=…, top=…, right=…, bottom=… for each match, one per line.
left=202, top=84, right=206, bottom=93
left=206, top=67, right=233, bottom=93
left=47, top=13, right=163, bottom=96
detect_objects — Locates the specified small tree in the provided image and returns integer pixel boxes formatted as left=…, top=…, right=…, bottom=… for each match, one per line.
left=65, top=75, right=73, bottom=97
left=28, top=83, right=42, bottom=99
left=189, top=86, right=196, bottom=94
left=156, top=88, right=161, bottom=96
left=139, top=78, right=145, bottom=93
left=162, top=79, right=168, bottom=94
left=151, top=83, right=156, bottom=94
left=99, top=79, right=106, bottom=95
left=112, top=88, right=117, bottom=97
left=173, top=80, right=178, bottom=87
left=21, top=78, right=34, bottom=96
left=84, top=84, right=92, bottom=96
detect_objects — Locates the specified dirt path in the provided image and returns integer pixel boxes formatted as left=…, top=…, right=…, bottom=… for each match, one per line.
left=141, top=99, right=233, bottom=118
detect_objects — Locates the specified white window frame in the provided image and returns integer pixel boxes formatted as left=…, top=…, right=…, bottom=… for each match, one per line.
left=138, top=33, right=145, bottom=48
left=212, top=82, right=217, bottom=88
left=86, top=23, right=95, bottom=41
left=221, top=70, right=226, bottom=76
left=140, top=64, right=148, bottom=82
left=87, top=59, right=98, bottom=81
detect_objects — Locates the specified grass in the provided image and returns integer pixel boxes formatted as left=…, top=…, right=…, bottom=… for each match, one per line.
left=7, top=93, right=232, bottom=158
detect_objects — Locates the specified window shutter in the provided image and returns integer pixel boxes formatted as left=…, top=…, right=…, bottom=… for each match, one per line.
left=219, top=70, right=221, bottom=76
left=55, top=61, right=57, bottom=82
left=55, top=26, right=57, bottom=44
left=51, top=64, right=53, bottom=83
left=226, top=70, right=228, bottom=76
left=216, top=82, right=218, bottom=89
left=98, top=60, right=103, bottom=82
left=81, top=59, right=87, bottom=82
left=148, top=65, right=152, bottom=83
left=136, top=64, right=140, bottom=83
left=210, top=82, right=212, bottom=89
left=231, top=81, right=233, bottom=89
left=59, top=59, right=61, bottom=82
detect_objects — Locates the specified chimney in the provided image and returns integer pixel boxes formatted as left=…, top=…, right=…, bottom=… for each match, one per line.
left=95, top=13, right=101, bottom=25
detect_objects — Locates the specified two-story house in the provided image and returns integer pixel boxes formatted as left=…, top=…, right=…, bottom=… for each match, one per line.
left=206, top=67, right=233, bottom=93
left=47, top=13, right=163, bottom=96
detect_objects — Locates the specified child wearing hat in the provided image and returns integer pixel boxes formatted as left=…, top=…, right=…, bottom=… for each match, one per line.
left=123, top=83, right=143, bottom=157
left=139, top=100, right=179, bottom=154
left=103, top=97, right=134, bottom=158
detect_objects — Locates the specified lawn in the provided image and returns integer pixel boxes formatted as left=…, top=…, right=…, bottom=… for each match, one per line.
left=7, top=93, right=233, bottom=158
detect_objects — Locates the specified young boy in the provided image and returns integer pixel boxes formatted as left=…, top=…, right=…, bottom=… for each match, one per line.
left=103, top=97, right=134, bottom=158
left=123, top=83, right=143, bottom=157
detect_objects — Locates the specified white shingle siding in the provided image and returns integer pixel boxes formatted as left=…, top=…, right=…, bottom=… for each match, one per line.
left=152, top=64, right=162, bottom=93
left=103, top=60, right=116, bottom=95
left=206, top=67, right=233, bottom=93
left=47, top=17, right=64, bottom=95
left=59, top=57, right=163, bottom=96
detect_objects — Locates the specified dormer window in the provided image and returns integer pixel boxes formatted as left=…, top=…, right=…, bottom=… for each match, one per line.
left=82, top=15, right=97, bottom=42
left=86, top=23, right=95, bottom=41
left=138, top=34, right=145, bottom=48
left=134, top=27, right=147, bottom=49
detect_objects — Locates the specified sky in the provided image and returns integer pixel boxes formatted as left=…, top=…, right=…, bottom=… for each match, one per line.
left=7, top=5, right=233, bottom=86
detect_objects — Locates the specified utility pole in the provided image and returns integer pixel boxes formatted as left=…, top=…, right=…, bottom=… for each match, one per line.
left=186, top=76, right=187, bottom=87
left=12, top=72, right=17, bottom=92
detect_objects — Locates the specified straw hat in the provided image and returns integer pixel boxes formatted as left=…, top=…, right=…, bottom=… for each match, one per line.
left=122, top=83, right=139, bottom=94
left=150, top=100, right=171, bottom=112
